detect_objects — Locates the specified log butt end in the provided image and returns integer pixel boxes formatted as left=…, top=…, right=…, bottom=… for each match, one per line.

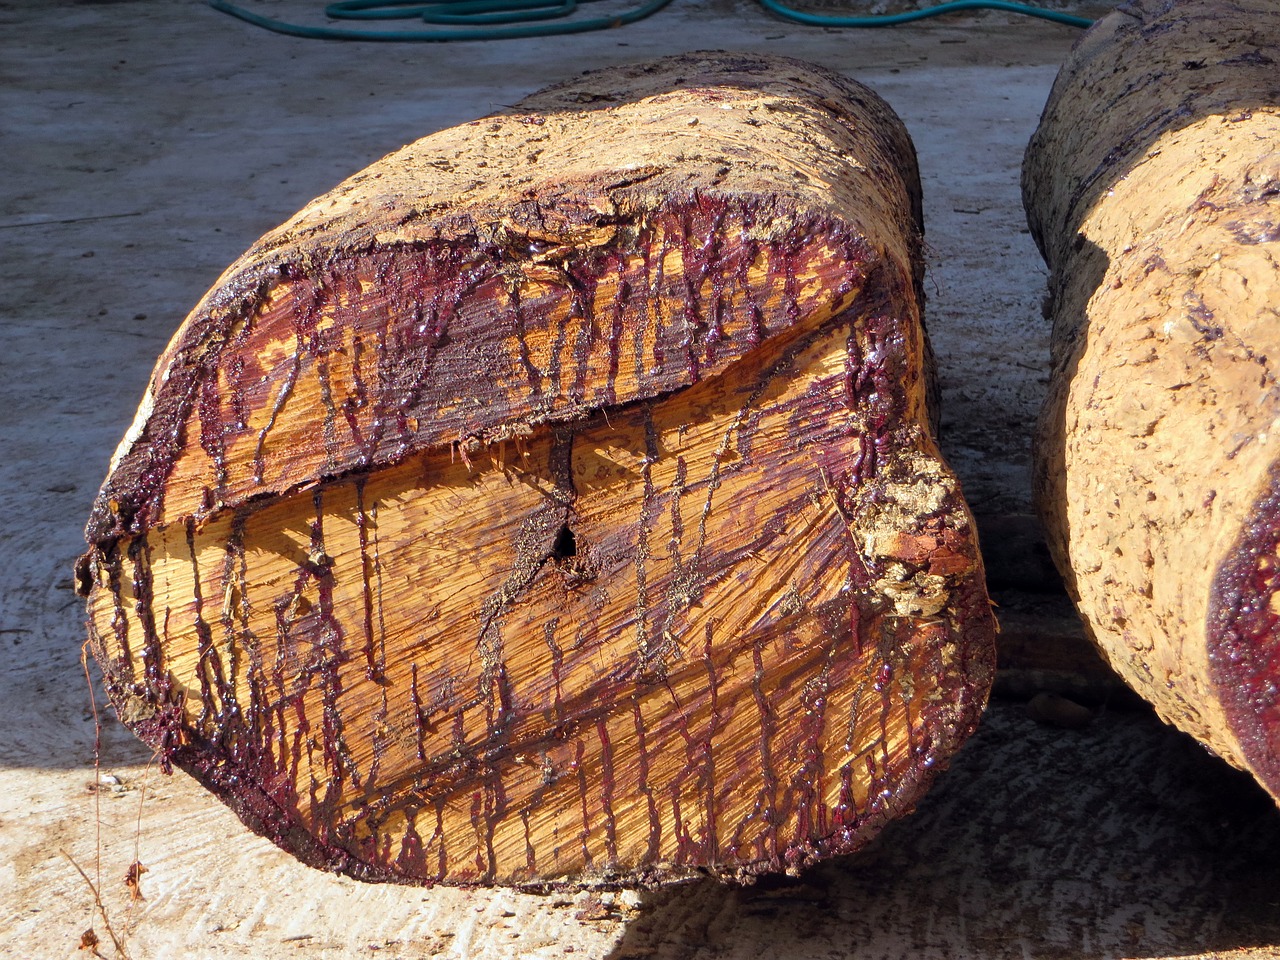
left=1210, top=463, right=1280, bottom=802
left=77, top=51, right=997, bottom=887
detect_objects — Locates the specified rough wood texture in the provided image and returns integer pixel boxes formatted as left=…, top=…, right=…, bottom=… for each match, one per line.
left=1024, top=0, right=1280, bottom=801
left=77, top=53, right=996, bottom=886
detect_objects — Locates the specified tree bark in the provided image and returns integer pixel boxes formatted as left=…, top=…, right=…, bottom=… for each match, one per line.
left=77, top=52, right=996, bottom=886
left=1024, top=0, right=1280, bottom=801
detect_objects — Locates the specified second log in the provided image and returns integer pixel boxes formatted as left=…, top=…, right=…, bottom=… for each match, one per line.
left=1025, top=0, right=1280, bottom=803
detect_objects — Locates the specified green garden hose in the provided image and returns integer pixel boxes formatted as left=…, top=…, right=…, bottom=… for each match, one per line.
left=208, top=0, right=678, bottom=41
left=208, top=0, right=1093, bottom=41
left=760, top=0, right=1092, bottom=28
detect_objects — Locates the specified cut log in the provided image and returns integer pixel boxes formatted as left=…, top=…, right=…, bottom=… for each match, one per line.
left=1024, top=0, right=1280, bottom=801
left=77, top=53, right=996, bottom=886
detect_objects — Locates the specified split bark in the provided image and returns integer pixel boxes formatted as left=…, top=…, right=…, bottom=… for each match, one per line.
left=1024, top=0, right=1280, bottom=801
left=77, top=52, right=996, bottom=885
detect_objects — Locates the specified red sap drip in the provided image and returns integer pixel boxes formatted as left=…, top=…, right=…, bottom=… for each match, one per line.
left=314, top=352, right=341, bottom=473
left=185, top=516, right=223, bottom=734
left=836, top=763, right=857, bottom=827
left=780, top=232, right=802, bottom=328
left=663, top=675, right=700, bottom=863
left=105, top=550, right=133, bottom=671
left=869, top=659, right=895, bottom=812
left=128, top=537, right=166, bottom=697
left=354, top=480, right=381, bottom=683
left=864, top=754, right=880, bottom=810
left=196, top=367, right=228, bottom=506
left=702, top=621, right=719, bottom=859
left=469, top=790, right=486, bottom=875
left=507, top=283, right=544, bottom=400
left=542, top=269, right=575, bottom=399
left=650, top=225, right=671, bottom=370
left=341, top=333, right=368, bottom=457
left=846, top=432, right=876, bottom=488
left=698, top=200, right=730, bottom=370
left=287, top=690, right=310, bottom=815
left=575, top=737, right=593, bottom=868
left=597, top=719, right=619, bottom=862
left=219, top=515, right=248, bottom=759
left=366, top=326, right=392, bottom=463
left=268, top=587, right=294, bottom=779
left=633, top=224, right=655, bottom=389
left=451, top=708, right=466, bottom=756
left=366, top=695, right=388, bottom=786
left=128, top=536, right=183, bottom=775
left=433, top=800, right=448, bottom=883
left=409, top=663, right=427, bottom=762
left=308, top=490, right=358, bottom=800
left=670, top=455, right=688, bottom=548
left=876, top=660, right=893, bottom=772
left=396, top=809, right=427, bottom=876
left=521, top=809, right=537, bottom=873
left=873, top=661, right=892, bottom=692
left=224, top=354, right=250, bottom=432
left=566, top=255, right=602, bottom=405
left=632, top=699, right=661, bottom=860
left=751, top=635, right=780, bottom=856
left=544, top=620, right=564, bottom=726
left=677, top=205, right=703, bottom=382
left=369, top=499, right=387, bottom=677
left=795, top=671, right=831, bottom=841
left=244, top=667, right=272, bottom=788
left=734, top=206, right=766, bottom=347
left=670, top=787, right=693, bottom=864
left=287, top=272, right=325, bottom=342
left=902, top=681, right=918, bottom=752
left=251, top=351, right=299, bottom=486
left=492, top=661, right=514, bottom=730
left=482, top=775, right=508, bottom=882
left=604, top=276, right=630, bottom=405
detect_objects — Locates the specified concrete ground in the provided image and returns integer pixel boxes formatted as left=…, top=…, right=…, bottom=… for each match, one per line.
left=3, top=0, right=1279, bottom=957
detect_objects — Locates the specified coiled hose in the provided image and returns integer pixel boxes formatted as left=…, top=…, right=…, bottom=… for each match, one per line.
left=208, top=0, right=1094, bottom=41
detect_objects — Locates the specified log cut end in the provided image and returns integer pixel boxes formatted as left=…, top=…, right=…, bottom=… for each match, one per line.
left=1210, top=466, right=1280, bottom=799
left=78, top=53, right=995, bottom=885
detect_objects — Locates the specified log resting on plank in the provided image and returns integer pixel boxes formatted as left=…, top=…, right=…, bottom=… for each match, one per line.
left=77, top=52, right=996, bottom=886
left=1024, top=0, right=1280, bottom=801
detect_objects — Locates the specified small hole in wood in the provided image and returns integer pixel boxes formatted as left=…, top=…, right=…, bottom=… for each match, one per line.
left=551, top=524, right=577, bottom=560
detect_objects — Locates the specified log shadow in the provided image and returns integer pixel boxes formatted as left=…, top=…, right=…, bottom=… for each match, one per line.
left=605, top=700, right=1280, bottom=960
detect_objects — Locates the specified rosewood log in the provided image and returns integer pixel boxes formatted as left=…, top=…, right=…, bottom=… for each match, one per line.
left=78, top=53, right=996, bottom=885
left=1024, top=0, right=1280, bottom=801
